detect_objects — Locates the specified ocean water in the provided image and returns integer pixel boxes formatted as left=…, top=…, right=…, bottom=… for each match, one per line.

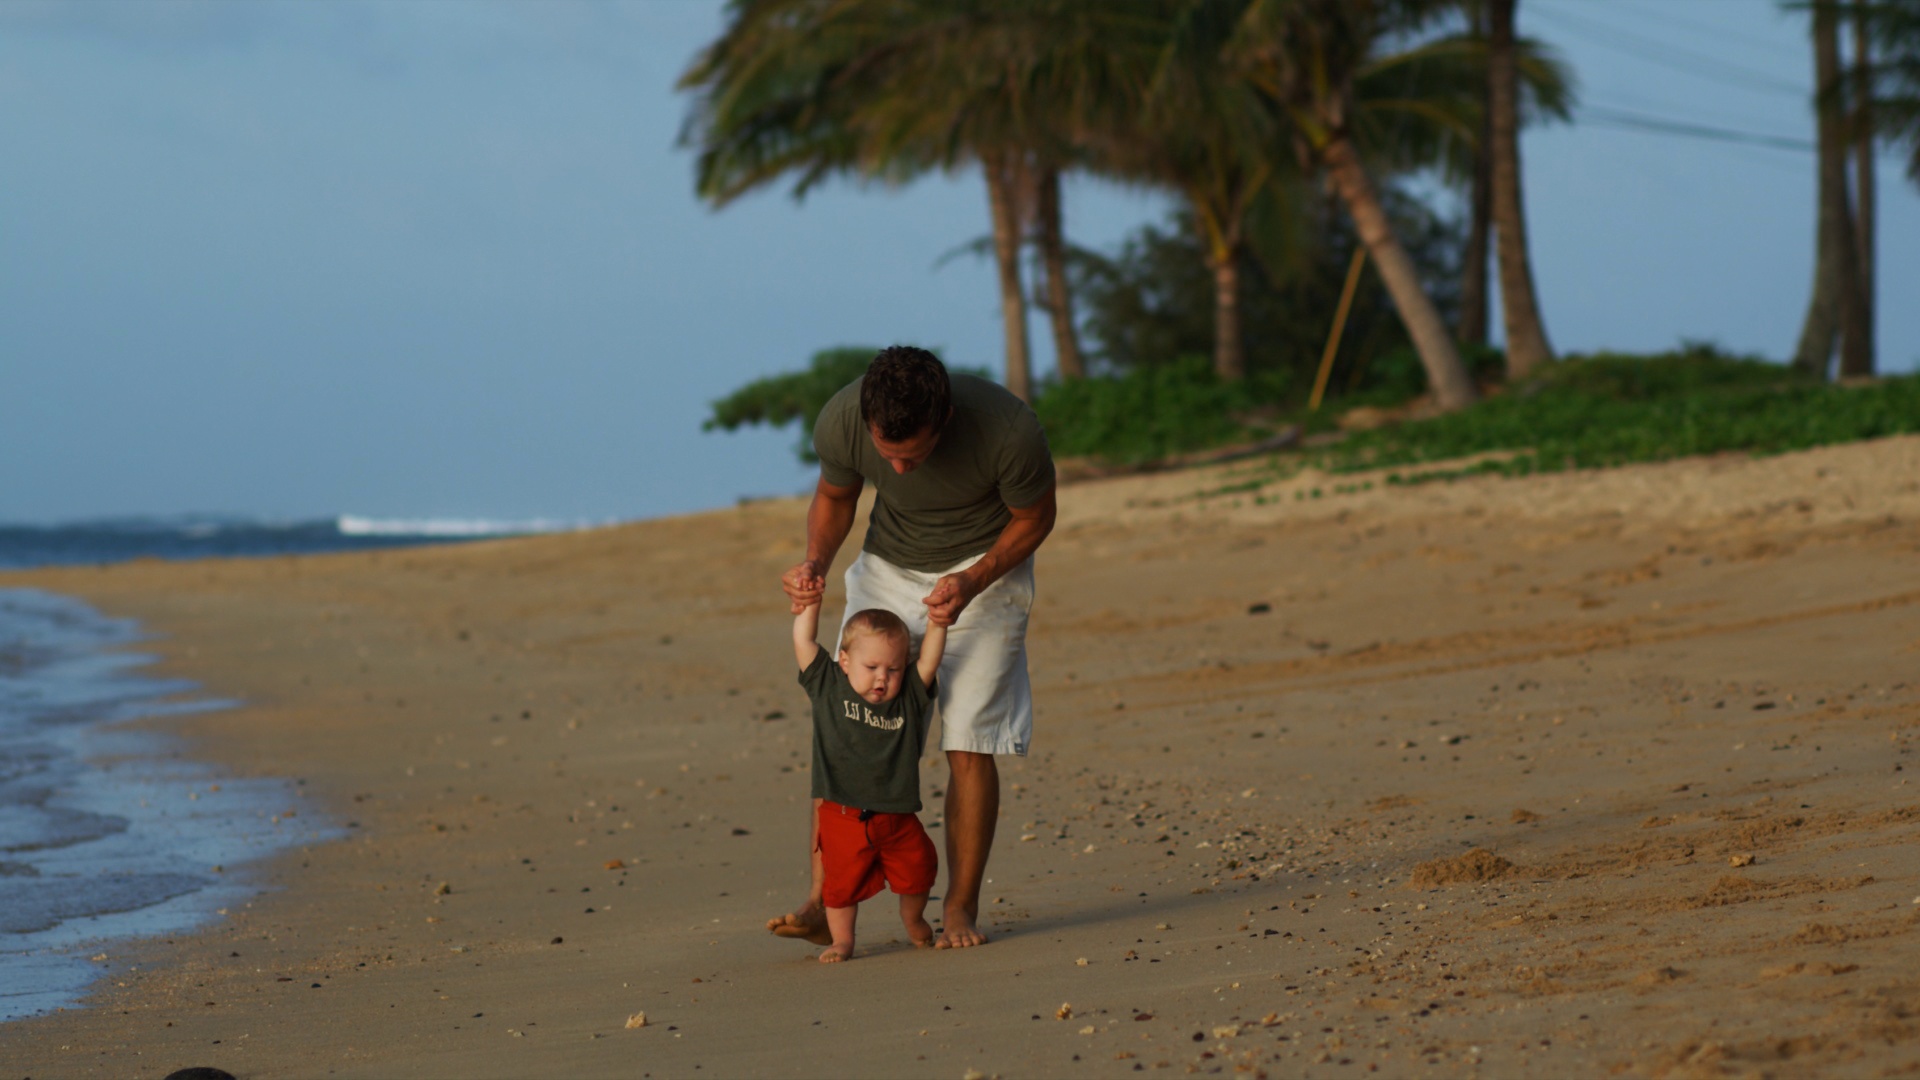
left=0, top=514, right=588, bottom=570
left=0, top=516, right=584, bottom=1022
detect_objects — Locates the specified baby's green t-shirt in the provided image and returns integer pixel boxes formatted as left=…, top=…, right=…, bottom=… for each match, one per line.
left=798, top=647, right=934, bottom=814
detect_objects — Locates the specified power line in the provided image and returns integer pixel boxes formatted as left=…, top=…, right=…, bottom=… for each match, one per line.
left=1528, top=3, right=1810, bottom=98
left=1604, top=0, right=1807, bottom=64
left=1579, top=104, right=1815, bottom=151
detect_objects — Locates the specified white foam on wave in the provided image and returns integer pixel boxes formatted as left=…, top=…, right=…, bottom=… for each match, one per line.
left=334, top=516, right=595, bottom=538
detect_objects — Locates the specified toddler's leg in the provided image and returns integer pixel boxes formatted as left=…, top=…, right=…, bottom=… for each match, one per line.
left=899, top=893, right=934, bottom=948
left=820, top=904, right=856, bottom=963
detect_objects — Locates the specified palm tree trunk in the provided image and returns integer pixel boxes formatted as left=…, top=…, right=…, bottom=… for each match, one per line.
left=1210, top=247, right=1245, bottom=382
left=1458, top=4, right=1492, bottom=346
left=1033, top=166, right=1085, bottom=380
left=1851, top=0, right=1876, bottom=374
left=1797, top=0, right=1866, bottom=379
left=1458, top=106, right=1492, bottom=346
left=1321, top=135, right=1477, bottom=411
left=1792, top=222, right=1840, bottom=378
left=1823, top=3, right=1871, bottom=379
left=985, top=153, right=1034, bottom=402
left=1489, top=0, right=1554, bottom=380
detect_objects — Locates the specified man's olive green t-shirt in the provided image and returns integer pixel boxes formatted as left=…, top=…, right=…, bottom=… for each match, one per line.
left=813, top=374, right=1055, bottom=572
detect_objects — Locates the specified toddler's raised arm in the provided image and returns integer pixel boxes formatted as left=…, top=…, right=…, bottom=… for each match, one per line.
left=916, top=619, right=947, bottom=687
left=793, top=600, right=823, bottom=669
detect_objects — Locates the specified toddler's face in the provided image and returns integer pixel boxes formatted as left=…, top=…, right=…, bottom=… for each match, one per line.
left=838, top=632, right=907, bottom=705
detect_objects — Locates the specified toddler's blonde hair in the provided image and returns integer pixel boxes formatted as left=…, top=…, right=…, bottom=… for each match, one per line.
left=840, top=608, right=910, bottom=655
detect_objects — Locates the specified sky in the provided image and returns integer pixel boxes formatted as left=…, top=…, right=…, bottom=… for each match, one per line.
left=1, top=0, right=1913, bottom=525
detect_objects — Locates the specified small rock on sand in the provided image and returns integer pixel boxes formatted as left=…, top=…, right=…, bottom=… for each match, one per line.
left=1510, top=808, right=1541, bottom=824
left=1728, top=853, right=1755, bottom=867
left=625, top=1012, right=648, bottom=1029
left=1056, top=1003, right=1073, bottom=1020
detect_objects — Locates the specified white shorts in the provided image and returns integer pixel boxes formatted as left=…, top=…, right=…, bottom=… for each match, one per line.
left=838, top=551, right=1035, bottom=756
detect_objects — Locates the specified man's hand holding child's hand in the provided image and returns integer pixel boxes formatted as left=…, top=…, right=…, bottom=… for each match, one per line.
left=923, top=571, right=982, bottom=627
left=783, top=559, right=827, bottom=614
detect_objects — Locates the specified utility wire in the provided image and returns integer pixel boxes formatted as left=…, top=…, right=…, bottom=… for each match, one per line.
left=1604, top=0, right=1808, bottom=64
left=1528, top=3, right=1810, bottom=98
left=1579, top=105, right=1816, bottom=151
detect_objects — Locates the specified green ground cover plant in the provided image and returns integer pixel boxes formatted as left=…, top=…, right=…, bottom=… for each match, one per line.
left=1322, top=346, right=1920, bottom=482
left=707, top=344, right=1916, bottom=484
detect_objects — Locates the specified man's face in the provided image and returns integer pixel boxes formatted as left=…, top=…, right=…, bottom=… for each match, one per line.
left=838, top=632, right=907, bottom=704
left=869, top=423, right=941, bottom=475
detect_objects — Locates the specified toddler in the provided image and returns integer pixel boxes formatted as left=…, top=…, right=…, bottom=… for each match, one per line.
left=793, top=599, right=946, bottom=962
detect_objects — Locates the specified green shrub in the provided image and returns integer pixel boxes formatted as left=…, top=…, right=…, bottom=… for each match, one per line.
left=704, top=347, right=877, bottom=463
left=705, top=347, right=994, bottom=463
left=1032, top=357, right=1294, bottom=463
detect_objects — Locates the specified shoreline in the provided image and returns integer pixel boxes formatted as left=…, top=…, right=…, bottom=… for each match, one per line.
left=3, top=438, right=1920, bottom=1077
left=0, top=589, right=333, bottom=1024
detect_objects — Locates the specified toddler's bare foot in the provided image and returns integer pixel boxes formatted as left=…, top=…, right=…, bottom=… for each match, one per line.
left=767, top=901, right=832, bottom=945
left=818, top=942, right=854, bottom=963
left=905, top=913, right=936, bottom=949
left=934, top=907, right=989, bottom=949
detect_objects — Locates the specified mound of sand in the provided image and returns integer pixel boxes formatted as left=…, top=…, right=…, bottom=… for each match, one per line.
left=1409, top=848, right=1517, bottom=890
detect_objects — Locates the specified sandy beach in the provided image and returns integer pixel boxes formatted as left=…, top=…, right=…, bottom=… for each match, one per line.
left=5, top=436, right=1920, bottom=1079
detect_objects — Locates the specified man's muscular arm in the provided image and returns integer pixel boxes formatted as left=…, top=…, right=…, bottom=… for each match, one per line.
left=923, top=483, right=1056, bottom=627
left=781, top=475, right=863, bottom=613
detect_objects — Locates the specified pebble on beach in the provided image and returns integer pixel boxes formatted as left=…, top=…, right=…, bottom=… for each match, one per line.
left=625, top=1011, right=648, bottom=1029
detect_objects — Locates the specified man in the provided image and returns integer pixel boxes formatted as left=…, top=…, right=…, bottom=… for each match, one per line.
left=769, top=345, right=1055, bottom=949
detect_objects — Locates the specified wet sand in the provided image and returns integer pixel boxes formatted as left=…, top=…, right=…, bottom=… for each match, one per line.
left=5, top=435, right=1920, bottom=1079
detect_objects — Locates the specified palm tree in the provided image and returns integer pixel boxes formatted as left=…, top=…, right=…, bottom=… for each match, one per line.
left=849, top=2, right=1161, bottom=396
left=1457, top=2, right=1493, bottom=347
left=680, top=0, right=1140, bottom=401
left=1860, top=0, right=1920, bottom=183
left=1032, top=167, right=1086, bottom=380
left=1346, top=7, right=1571, bottom=359
left=1487, top=0, right=1554, bottom=379
left=1792, top=0, right=1871, bottom=379
left=1225, top=0, right=1479, bottom=411
left=1114, top=1, right=1291, bottom=382
left=1852, top=0, right=1875, bottom=370
left=1844, top=0, right=1920, bottom=373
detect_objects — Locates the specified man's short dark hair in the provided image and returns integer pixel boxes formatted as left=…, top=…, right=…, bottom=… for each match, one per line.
left=860, top=346, right=952, bottom=441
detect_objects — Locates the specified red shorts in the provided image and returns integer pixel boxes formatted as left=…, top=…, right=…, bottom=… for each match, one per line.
left=815, top=801, right=938, bottom=908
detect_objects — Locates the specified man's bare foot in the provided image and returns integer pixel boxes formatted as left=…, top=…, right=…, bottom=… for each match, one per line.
left=767, top=902, right=832, bottom=946
left=818, top=942, right=853, bottom=963
left=934, top=908, right=989, bottom=949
